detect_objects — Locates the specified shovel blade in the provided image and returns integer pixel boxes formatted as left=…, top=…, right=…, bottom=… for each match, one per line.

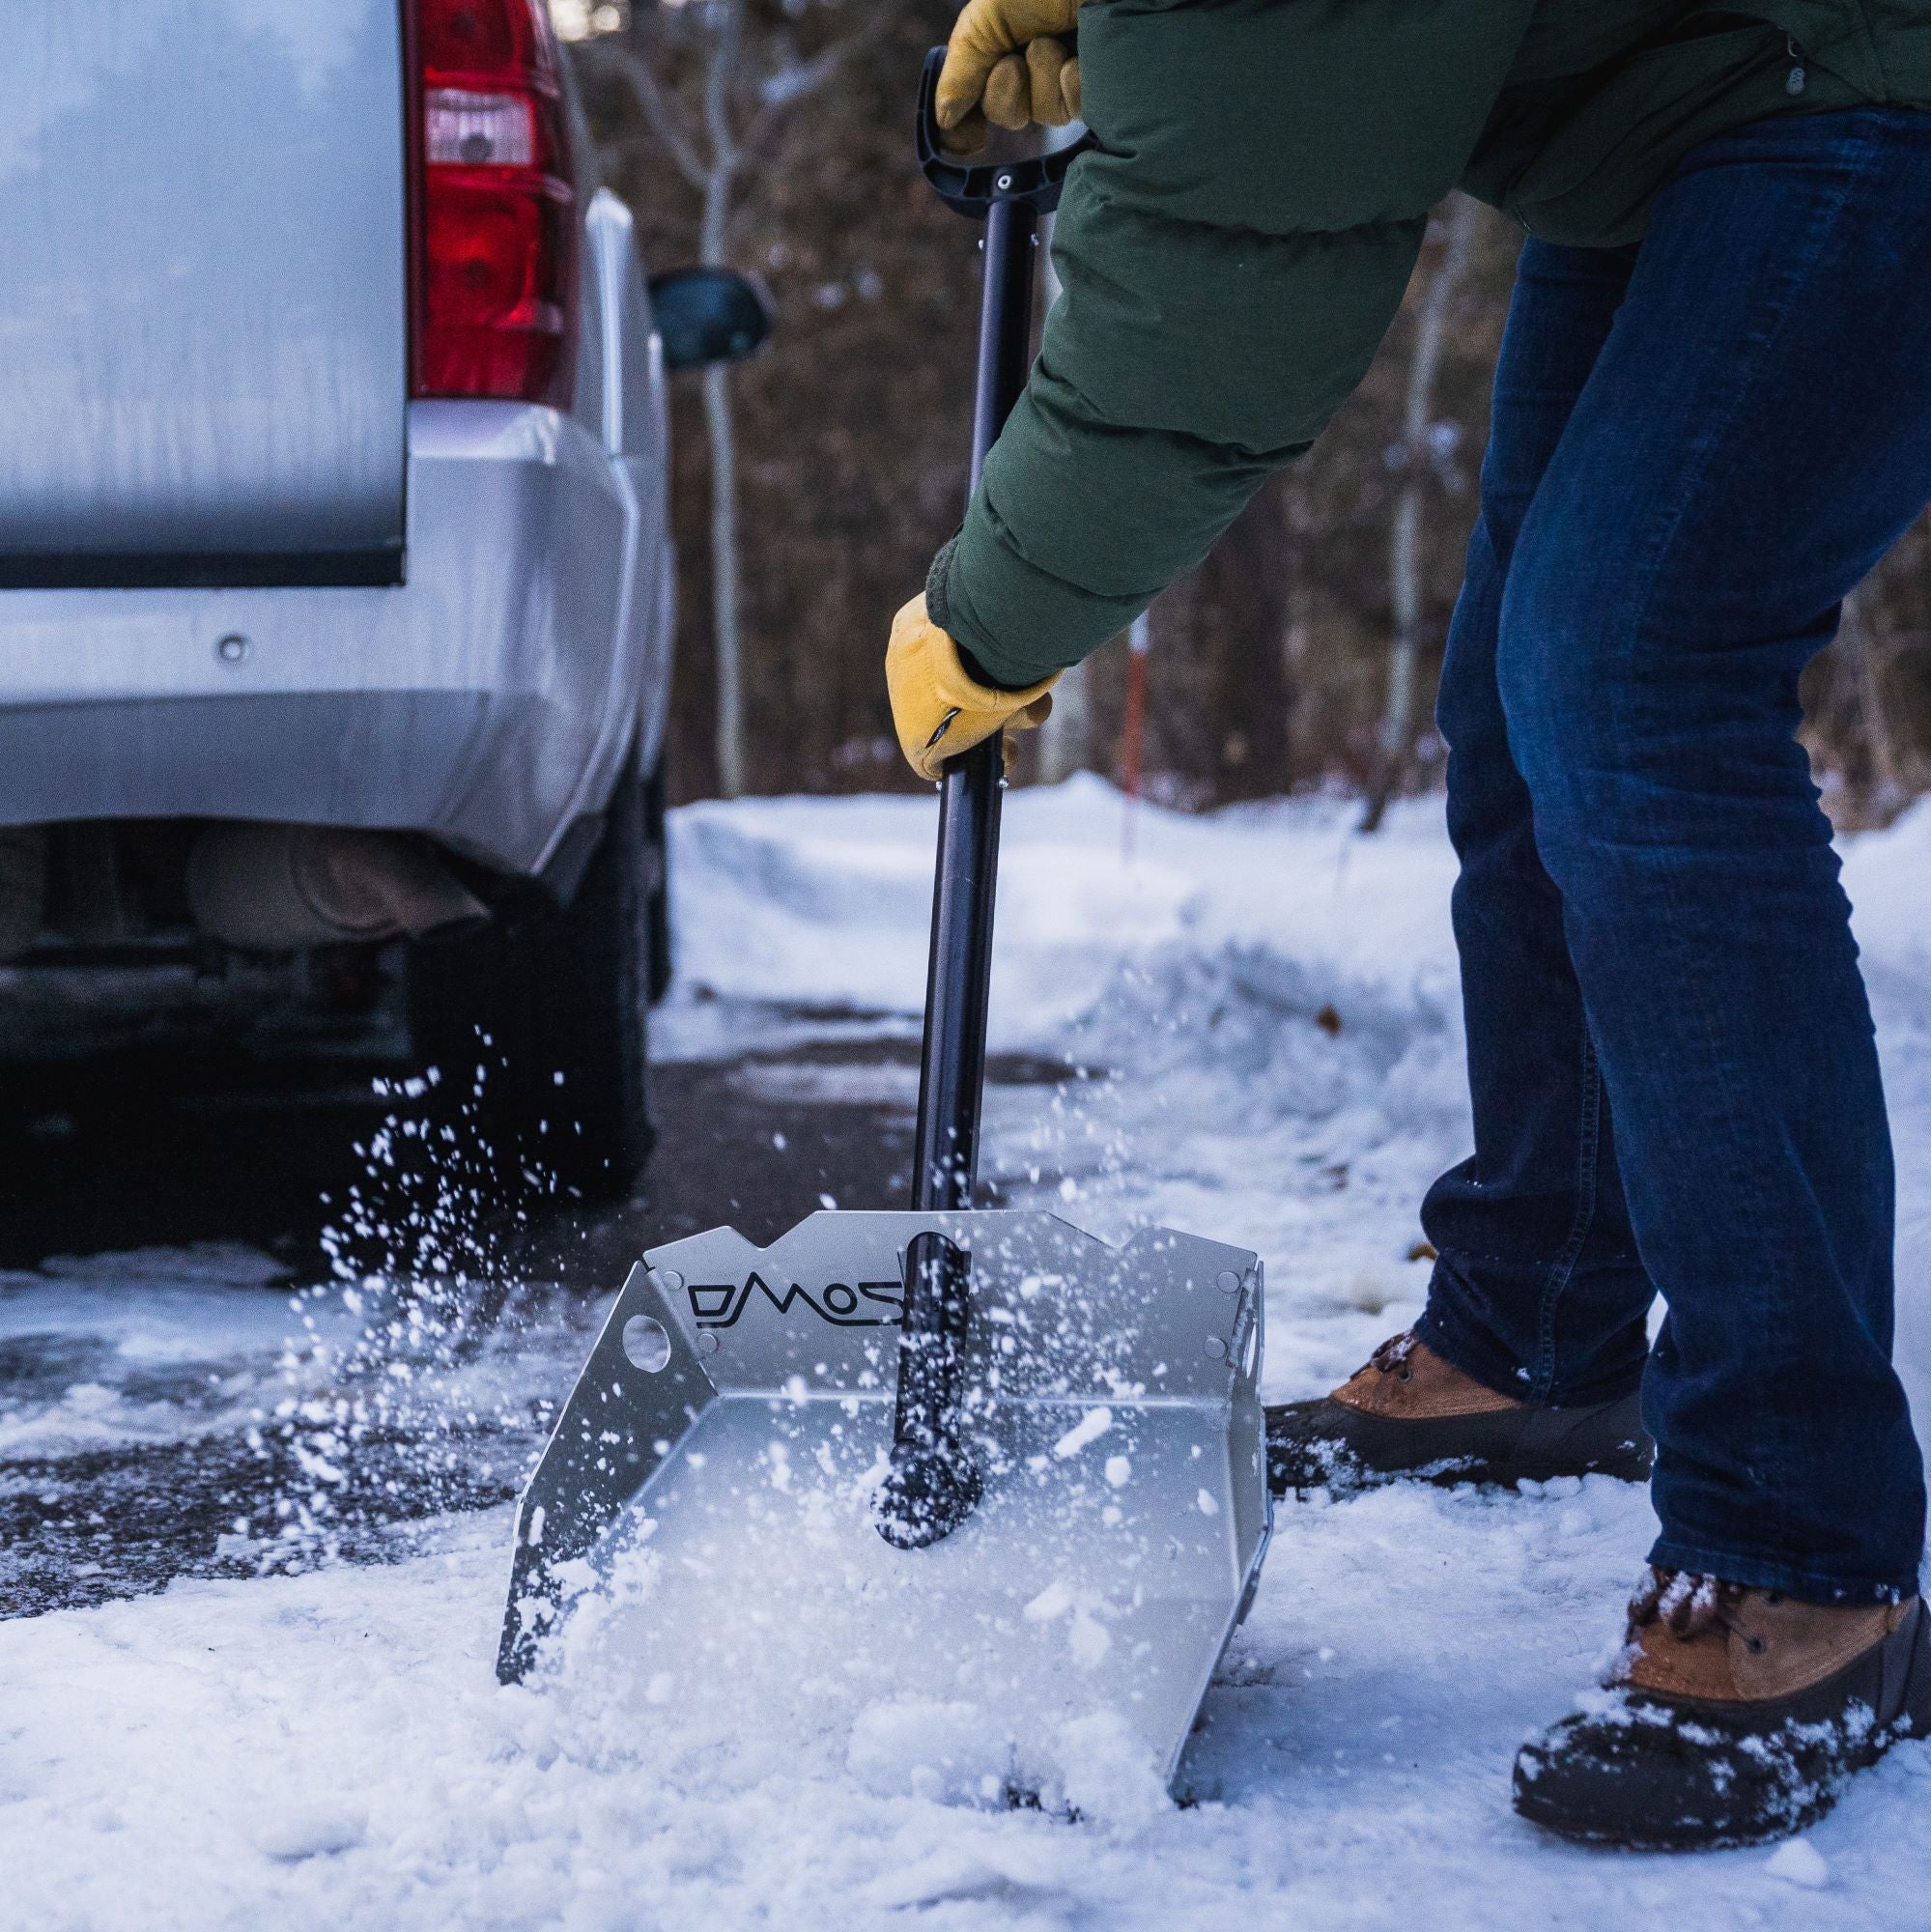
left=498, top=1209, right=1268, bottom=1797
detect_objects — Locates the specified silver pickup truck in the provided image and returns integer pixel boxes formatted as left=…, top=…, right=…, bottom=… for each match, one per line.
left=0, top=0, right=766, bottom=1192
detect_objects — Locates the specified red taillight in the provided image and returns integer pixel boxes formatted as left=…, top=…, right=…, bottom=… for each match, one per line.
left=411, top=0, right=578, bottom=405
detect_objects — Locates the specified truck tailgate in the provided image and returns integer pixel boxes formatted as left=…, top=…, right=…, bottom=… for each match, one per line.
left=0, top=1, right=409, bottom=585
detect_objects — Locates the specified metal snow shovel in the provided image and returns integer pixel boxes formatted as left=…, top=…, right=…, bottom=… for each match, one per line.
left=494, top=51, right=1270, bottom=1799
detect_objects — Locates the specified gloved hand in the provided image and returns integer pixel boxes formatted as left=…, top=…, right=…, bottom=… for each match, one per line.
left=936, top=0, right=1084, bottom=154
left=887, top=594, right=1058, bottom=781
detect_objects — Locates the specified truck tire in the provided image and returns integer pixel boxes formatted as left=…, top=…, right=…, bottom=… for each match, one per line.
left=643, top=755, right=673, bottom=1008
left=409, top=766, right=654, bottom=1200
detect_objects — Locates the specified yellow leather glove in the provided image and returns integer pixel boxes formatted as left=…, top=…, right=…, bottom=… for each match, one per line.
left=937, top=0, right=1084, bottom=153
left=887, top=595, right=1058, bottom=781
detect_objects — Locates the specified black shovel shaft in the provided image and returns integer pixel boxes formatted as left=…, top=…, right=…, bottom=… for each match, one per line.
left=909, top=193, right=1039, bottom=1214
left=879, top=71, right=1069, bottom=1549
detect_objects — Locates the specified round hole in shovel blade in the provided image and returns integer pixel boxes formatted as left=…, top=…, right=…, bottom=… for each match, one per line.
left=622, top=1315, right=673, bottom=1373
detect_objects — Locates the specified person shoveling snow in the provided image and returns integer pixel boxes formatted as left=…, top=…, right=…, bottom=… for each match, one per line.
left=885, top=0, right=1931, bottom=1851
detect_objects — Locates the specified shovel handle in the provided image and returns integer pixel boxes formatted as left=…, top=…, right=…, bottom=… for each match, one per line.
left=915, top=45, right=1095, bottom=221
left=908, top=124, right=1044, bottom=1216
left=881, top=58, right=1067, bottom=1549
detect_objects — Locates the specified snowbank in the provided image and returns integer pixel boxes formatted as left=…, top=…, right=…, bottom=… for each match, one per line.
left=668, top=775, right=1461, bottom=1047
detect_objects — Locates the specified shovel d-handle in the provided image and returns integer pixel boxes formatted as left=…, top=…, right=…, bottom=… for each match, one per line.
left=876, top=55, right=1080, bottom=1549
left=914, top=44, right=1095, bottom=221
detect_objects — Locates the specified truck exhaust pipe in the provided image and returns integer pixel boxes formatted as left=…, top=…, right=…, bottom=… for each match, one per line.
left=185, top=824, right=489, bottom=952
left=0, top=826, right=45, bottom=961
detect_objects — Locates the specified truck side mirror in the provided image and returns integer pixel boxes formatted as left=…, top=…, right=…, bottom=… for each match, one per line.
left=647, top=268, right=774, bottom=371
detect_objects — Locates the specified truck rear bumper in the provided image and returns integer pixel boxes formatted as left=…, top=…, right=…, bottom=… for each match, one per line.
left=0, top=402, right=649, bottom=877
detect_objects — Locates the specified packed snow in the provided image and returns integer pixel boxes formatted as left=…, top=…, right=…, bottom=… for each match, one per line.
left=4, top=776, right=1929, bottom=1929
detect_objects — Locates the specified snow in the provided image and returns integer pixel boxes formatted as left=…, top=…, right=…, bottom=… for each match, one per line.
left=1765, top=1837, right=1832, bottom=1889
left=1051, top=1405, right=1113, bottom=1459
left=5, top=776, right=1929, bottom=1928
left=0, top=1243, right=316, bottom=1457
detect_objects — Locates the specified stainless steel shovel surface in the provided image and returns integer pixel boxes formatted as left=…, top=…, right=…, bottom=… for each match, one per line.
left=494, top=52, right=1271, bottom=1798
left=498, top=1210, right=1267, bottom=1793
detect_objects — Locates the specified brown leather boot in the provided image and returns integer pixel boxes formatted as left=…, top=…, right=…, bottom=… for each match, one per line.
left=1516, top=1567, right=1931, bottom=1848
left=1264, top=1332, right=1652, bottom=1497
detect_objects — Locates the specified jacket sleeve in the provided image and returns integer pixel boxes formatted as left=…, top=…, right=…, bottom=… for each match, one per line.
left=932, top=0, right=1535, bottom=686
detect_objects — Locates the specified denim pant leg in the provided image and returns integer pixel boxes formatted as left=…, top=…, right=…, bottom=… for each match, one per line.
left=1415, top=240, right=1658, bottom=1409
left=1497, top=109, right=1931, bottom=1603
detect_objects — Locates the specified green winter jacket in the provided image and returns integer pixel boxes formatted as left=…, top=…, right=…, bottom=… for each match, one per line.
left=928, top=0, right=1931, bottom=685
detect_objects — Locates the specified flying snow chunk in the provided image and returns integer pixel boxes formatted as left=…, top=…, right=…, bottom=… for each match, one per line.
left=1766, top=1839, right=1830, bottom=1889
left=1023, top=1579, right=1073, bottom=1623
left=1069, top=1606, right=1112, bottom=1668
left=1053, top=1406, right=1113, bottom=1460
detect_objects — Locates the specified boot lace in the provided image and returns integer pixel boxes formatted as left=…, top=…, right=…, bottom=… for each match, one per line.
left=1369, top=1332, right=1417, bottom=1383
left=1630, top=1566, right=1781, bottom=1653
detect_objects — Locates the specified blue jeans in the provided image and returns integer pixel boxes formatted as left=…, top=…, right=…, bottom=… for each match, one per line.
left=1415, top=108, right=1931, bottom=1605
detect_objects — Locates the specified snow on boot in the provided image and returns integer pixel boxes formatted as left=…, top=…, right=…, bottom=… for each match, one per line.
left=1515, top=1569, right=1931, bottom=1850
left=1264, top=1332, right=1652, bottom=1497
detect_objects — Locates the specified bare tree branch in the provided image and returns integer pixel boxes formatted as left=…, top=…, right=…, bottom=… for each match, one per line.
left=702, top=0, right=743, bottom=184
left=605, top=42, right=707, bottom=193
left=759, top=39, right=847, bottom=109
left=745, top=40, right=848, bottom=152
left=599, top=0, right=863, bottom=797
